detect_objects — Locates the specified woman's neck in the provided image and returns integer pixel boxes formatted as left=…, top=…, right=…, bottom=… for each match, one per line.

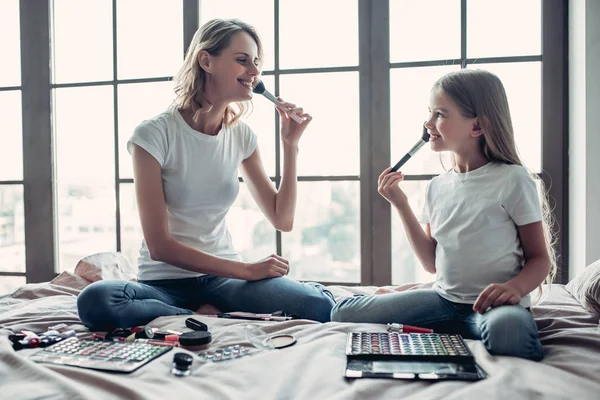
left=181, top=96, right=228, bottom=136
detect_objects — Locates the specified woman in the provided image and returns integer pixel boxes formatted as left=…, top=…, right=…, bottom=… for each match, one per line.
left=77, top=19, right=335, bottom=331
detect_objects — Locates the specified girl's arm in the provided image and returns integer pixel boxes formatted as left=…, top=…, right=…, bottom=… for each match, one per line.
left=379, top=168, right=437, bottom=274
left=507, top=221, right=551, bottom=294
left=394, top=203, right=437, bottom=274
left=473, top=221, right=550, bottom=313
left=132, top=144, right=288, bottom=281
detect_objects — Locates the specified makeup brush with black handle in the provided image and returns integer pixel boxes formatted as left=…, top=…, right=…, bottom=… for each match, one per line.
left=252, top=80, right=304, bottom=123
left=390, top=123, right=431, bottom=172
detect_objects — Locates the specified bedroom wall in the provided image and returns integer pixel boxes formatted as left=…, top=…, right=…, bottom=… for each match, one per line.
left=569, top=0, right=600, bottom=278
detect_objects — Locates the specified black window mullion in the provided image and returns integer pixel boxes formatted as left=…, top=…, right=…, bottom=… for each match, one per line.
left=112, top=0, right=122, bottom=253
left=20, top=0, right=56, bottom=283
left=359, top=0, right=391, bottom=286
left=274, top=0, right=282, bottom=256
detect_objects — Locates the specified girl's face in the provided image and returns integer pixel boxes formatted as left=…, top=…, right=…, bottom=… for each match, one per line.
left=425, top=88, right=480, bottom=154
left=201, top=31, right=261, bottom=103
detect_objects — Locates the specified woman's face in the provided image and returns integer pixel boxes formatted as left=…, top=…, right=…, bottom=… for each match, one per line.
left=203, top=31, right=261, bottom=103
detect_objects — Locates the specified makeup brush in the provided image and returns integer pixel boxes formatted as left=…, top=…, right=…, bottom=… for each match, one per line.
left=390, top=123, right=431, bottom=172
left=252, top=80, right=304, bottom=123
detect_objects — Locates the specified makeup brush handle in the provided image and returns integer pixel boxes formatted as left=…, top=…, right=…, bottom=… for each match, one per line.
left=288, top=112, right=304, bottom=124
left=262, top=91, right=305, bottom=123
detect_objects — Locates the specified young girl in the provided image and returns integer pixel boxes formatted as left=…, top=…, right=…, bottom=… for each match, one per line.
left=77, top=19, right=335, bottom=331
left=331, top=69, right=555, bottom=361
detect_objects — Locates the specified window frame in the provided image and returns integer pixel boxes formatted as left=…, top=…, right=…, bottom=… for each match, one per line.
left=4, top=0, right=568, bottom=286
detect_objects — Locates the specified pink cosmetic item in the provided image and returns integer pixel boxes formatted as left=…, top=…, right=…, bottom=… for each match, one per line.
left=387, top=323, right=433, bottom=334
left=252, top=80, right=304, bottom=124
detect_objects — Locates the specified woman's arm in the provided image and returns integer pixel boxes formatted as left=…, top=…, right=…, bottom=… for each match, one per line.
left=132, top=144, right=288, bottom=280
left=240, top=99, right=311, bottom=232
left=240, top=144, right=296, bottom=232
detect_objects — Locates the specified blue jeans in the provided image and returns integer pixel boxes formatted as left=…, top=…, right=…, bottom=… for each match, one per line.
left=331, top=289, right=544, bottom=361
left=77, top=275, right=335, bottom=331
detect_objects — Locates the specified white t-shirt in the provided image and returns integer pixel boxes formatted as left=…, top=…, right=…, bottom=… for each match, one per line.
left=418, top=162, right=543, bottom=307
left=127, top=108, right=257, bottom=280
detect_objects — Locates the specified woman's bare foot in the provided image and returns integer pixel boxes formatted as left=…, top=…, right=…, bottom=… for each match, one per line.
left=195, top=303, right=222, bottom=315
left=374, top=286, right=399, bottom=295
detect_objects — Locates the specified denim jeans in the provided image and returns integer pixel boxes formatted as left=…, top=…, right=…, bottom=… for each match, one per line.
left=77, top=275, right=335, bottom=331
left=331, top=289, right=544, bottom=361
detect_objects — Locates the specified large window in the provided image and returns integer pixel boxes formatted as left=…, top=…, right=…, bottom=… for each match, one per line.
left=0, top=0, right=25, bottom=294
left=52, top=0, right=182, bottom=273
left=0, top=0, right=567, bottom=294
left=200, top=0, right=361, bottom=283
left=389, top=0, right=543, bottom=284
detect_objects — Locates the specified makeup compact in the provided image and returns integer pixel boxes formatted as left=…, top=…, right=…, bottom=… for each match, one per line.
left=262, top=334, right=297, bottom=349
left=178, top=331, right=212, bottom=351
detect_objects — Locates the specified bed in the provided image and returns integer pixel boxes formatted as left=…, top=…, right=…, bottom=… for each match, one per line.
left=1, top=254, right=599, bottom=400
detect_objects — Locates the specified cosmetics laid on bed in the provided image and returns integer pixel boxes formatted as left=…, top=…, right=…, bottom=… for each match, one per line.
left=209, top=311, right=295, bottom=321
left=344, top=332, right=487, bottom=381
left=27, top=337, right=173, bottom=373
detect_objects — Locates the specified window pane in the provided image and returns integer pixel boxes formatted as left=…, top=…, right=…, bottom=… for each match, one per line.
left=467, top=0, right=541, bottom=58
left=390, top=65, right=459, bottom=175
left=117, top=0, right=183, bottom=79
left=0, top=276, right=26, bottom=296
left=118, top=81, right=175, bottom=179
left=54, top=86, right=116, bottom=272
left=227, top=183, right=276, bottom=263
left=467, top=63, right=541, bottom=172
left=52, top=1, right=113, bottom=83
left=0, top=91, right=23, bottom=181
left=0, top=0, right=21, bottom=86
left=279, top=0, right=358, bottom=69
left=199, top=0, right=275, bottom=72
left=279, top=72, right=359, bottom=176
left=390, top=0, right=460, bottom=63
left=0, top=185, right=25, bottom=274
left=391, top=180, right=434, bottom=284
left=283, top=181, right=360, bottom=283
left=120, top=183, right=143, bottom=268
left=244, top=75, right=275, bottom=177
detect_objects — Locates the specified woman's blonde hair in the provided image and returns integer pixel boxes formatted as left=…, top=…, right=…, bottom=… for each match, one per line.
left=432, top=69, right=558, bottom=290
left=173, top=18, right=263, bottom=127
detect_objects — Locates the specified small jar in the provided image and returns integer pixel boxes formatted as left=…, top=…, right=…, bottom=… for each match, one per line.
left=178, top=331, right=212, bottom=351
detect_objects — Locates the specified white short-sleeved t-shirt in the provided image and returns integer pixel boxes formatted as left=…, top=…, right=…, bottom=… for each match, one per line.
left=418, top=162, right=543, bottom=307
left=127, top=108, right=257, bottom=280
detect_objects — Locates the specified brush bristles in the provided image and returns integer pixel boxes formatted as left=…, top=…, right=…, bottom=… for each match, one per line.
left=252, top=80, right=266, bottom=94
left=422, top=124, right=430, bottom=142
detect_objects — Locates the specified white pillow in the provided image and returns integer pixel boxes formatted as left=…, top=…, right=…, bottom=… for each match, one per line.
left=565, top=259, right=600, bottom=314
left=74, top=252, right=137, bottom=283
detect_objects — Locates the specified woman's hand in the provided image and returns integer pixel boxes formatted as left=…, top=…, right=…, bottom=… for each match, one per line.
left=378, top=167, right=408, bottom=207
left=473, top=282, right=522, bottom=314
left=242, top=254, right=290, bottom=281
left=276, top=97, right=312, bottom=147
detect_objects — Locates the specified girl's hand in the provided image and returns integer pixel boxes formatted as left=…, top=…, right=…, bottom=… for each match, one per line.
left=276, top=97, right=312, bottom=147
left=473, top=282, right=522, bottom=314
left=378, top=167, right=408, bottom=207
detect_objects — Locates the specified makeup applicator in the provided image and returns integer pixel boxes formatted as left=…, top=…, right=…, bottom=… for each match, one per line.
left=390, top=123, right=431, bottom=172
left=252, top=80, right=304, bottom=123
